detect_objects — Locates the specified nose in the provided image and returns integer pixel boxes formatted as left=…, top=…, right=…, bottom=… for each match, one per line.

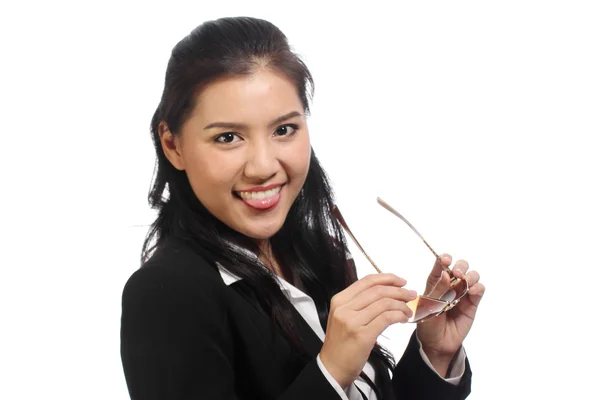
left=243, top=138, right=279, bottom=181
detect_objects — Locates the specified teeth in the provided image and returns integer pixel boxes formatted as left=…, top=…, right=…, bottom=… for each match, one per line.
left=238, top=186, right=281, bottom=200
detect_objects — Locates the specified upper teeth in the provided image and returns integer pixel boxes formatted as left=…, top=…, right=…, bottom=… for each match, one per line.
left=238, top=186, right=281, bottom=200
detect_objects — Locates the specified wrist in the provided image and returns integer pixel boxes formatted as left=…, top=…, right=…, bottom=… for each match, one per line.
left=318, top=353, right=352, bottom=388
left=421, top=346, right=457, bottom=378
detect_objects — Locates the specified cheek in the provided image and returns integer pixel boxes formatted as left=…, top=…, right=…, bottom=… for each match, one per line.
left=286, top=136, right=312, bottom=180
left=299, top=135, right=312, bottom=172
left=184, top=147, right=241, bottom=191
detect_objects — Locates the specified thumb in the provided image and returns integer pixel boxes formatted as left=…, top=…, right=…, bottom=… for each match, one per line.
left=424, top=254, right=452, bottom=294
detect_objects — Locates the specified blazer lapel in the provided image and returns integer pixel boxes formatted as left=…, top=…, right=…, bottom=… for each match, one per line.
left=228, top=280, right=325, bottom=358
left=289, top=302, right=325, bottom=358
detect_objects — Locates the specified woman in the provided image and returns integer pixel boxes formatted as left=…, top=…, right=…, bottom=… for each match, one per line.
left=120, top=16, right=484, bottom=400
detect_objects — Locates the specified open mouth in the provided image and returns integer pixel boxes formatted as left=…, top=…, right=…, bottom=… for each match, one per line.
left=233, top=184, right=285, bottom=210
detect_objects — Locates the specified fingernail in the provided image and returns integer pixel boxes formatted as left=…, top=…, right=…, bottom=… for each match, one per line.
left=408, top=290, right=418, bottom=299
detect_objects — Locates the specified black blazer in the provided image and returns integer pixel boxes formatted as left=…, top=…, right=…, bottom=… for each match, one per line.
left=121, top=238, right=472, bottom=399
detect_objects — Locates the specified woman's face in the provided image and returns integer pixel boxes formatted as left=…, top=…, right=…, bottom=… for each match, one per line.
left=161, top=68, right=312, bottom=240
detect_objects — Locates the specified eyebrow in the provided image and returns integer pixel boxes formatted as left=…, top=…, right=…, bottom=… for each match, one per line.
left=203, top=111, right=302, bottom=130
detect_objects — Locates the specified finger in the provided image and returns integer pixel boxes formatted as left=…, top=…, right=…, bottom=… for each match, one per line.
left=332, top=274, right=406, bottom=306
left=467, top=282, right=485, bottom=305
left=363, top=309, right=412, bottom=338
left=457, top=282, right=485, bottom=313
left=453, top=283, right=485, bottom=319
left=357, top=297, right=414, bottom=325
left=427, top=270, right=452, bottom=298
left=424, top=254, right=452, bottom=294
left=349, top=285, right=417, bottom=311
left=463, top=270, right=480, bottom=287
left=451, top=259, right=470, bottom=279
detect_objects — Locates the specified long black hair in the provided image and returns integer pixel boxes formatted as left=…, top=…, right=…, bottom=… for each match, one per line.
left=142, top=16, right=394, bottom=396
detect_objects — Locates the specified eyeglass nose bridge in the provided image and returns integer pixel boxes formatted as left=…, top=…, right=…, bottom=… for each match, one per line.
left=433, top=298, right=460, bottom=318
left=446, top=298, right=461, bottom=311
left=442, top=279, right=469, bottom=313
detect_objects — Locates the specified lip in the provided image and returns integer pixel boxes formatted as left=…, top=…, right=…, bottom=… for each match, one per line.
left=235, top=184, right=283, bottom=211
left=235, top=183, right=285, bottom=194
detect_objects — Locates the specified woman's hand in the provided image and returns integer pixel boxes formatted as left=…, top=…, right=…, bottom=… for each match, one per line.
left=416, top=254, right=485, bottom=376
left=319, top=273, right=416, bottom=388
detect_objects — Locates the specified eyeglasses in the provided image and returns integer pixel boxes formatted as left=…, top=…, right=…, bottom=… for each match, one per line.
left=332, top=197, right=469, bottom=323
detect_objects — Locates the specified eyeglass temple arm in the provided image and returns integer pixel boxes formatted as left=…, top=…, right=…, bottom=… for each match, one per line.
left=332, top=206, right=383, bottom=274
left=376, top=197, right=453, bottom=276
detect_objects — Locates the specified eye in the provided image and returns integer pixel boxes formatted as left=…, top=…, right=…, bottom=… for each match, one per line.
left=214, top=132, right=240, bottom=144
left=274, top=124, right=298, bottom=137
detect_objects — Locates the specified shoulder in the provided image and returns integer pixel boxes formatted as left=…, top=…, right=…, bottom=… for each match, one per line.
left=122, top=239, right=227, bottom=311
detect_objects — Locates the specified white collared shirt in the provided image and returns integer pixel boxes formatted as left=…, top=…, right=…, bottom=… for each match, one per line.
left=217, top=263, right=466, bottom=400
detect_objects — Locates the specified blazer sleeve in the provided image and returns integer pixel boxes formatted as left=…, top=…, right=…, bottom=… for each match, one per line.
left=345, top=257, right=472, bottom=399
left=391, top=331, right=472, bottom=400
left=120, top=267, right=343, bottom=400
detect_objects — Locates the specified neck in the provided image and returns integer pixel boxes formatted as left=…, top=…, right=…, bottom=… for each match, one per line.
left=257, top=239, right=285, bottom=279
left=257, top=239, right=271, bottom=256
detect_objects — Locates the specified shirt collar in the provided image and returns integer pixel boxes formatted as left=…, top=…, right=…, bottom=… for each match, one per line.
left=216, top=261, right=310, bottom=301
left=215, top=240, right=258, bottom=286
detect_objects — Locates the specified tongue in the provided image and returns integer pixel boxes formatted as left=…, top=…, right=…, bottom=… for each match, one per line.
left=241, top=192, right=281, bottom=210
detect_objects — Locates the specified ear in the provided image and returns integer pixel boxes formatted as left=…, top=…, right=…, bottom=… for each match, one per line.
left=159, top=121, right=185, bottom=171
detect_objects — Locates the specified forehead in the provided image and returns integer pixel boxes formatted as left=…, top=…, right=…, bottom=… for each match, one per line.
left=190, top=69, right=304, bottom=123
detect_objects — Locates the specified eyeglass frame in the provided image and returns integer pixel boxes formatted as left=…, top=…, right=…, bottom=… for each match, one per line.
left=332, top=197, right=469, bottom=323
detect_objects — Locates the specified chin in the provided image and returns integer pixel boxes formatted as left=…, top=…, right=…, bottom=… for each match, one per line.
left=241, top=220, right=285, bottom=240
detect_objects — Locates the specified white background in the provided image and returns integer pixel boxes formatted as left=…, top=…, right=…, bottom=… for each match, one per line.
left=1, top=1, right=598, bottom=399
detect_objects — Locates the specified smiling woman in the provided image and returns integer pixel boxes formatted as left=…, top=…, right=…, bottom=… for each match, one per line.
left=159, top=71, right=311, bottom=240
left=120, top=16, right=483, bottom=400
